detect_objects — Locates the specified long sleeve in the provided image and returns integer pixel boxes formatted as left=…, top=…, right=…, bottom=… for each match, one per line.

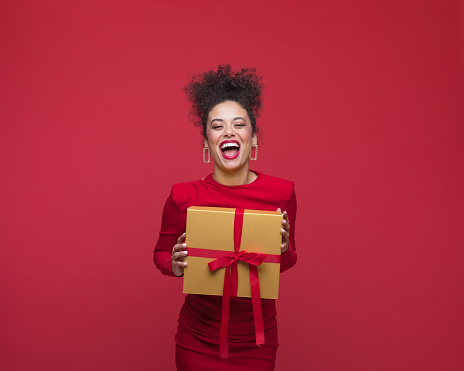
left=153, top=188, right=185, bottom=277
left=279, top=186, right=297, bottom=272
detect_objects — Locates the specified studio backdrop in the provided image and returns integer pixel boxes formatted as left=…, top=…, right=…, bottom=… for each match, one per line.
left=1, top=1, right=463, bottom=370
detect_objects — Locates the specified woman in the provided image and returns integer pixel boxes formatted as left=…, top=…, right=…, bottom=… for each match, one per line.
left=153, top=65, right=297, bottom=370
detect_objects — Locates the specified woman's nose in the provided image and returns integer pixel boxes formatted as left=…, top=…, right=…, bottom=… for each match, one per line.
left=224, top=124, right=235, bottom=136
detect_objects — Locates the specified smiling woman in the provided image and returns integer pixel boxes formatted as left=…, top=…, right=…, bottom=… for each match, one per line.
left=153, top=65, right=297, bottom=371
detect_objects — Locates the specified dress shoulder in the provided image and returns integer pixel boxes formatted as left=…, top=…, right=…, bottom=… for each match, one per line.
left=170, top=179, right=204, bottom=209
left=257, top=172, right=295, bottom=201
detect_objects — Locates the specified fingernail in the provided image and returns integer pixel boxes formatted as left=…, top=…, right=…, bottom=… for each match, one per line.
left=183, top=251, right=188, bottom=255
left=182, top=232, right=186, bottom=235
left=182, top=243, right=186, bottom=248
left=283, top=220, right=287, bottom=224
left=183, top=262, right=187, bottom=267
left=281, top=229, right=285, bottom=233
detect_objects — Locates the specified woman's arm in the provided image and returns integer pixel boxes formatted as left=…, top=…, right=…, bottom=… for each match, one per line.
left=153, top=189, right=186, bottom=277
left=279, top=187, right=298, bottom=272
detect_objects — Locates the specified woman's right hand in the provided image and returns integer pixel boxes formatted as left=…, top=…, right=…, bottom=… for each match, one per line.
left=172, top=232, right=187, bottom=277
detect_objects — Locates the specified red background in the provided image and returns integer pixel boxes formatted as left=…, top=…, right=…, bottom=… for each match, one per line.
left=1, top=1, right=463, bottom=370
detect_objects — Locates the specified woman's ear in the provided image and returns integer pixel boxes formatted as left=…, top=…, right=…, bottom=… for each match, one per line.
left=204, top=138, right=209, bottom=148
left=252, top=135, right=258, bottom=146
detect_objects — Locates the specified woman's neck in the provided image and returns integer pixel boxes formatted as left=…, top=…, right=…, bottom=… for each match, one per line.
left=212, top=165, right=255, bottom=186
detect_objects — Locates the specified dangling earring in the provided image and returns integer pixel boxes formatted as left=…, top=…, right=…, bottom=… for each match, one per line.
left=249, top=144, right=258, bottom=160
left=203, top=146, right=211, bottom=163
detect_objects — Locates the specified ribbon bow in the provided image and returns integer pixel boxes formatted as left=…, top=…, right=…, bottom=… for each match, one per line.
left=208, top=250, right=267, bottom=270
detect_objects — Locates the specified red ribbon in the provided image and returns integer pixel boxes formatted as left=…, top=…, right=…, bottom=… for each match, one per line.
left=187, top=208, right=281, bottom=359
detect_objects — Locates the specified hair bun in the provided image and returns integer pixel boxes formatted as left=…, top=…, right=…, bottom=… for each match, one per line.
left=184, top=65, right=263, bottom=137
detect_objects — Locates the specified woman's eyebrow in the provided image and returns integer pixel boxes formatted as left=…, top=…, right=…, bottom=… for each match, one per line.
left=210, top=117, right=246, bottom=124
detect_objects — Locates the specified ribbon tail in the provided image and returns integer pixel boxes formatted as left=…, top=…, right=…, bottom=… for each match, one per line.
left=219, top=265, right=231, bottom=359
left=230, top=261, right=238, bottom=296
left=249, top=265, right=265, bottom=346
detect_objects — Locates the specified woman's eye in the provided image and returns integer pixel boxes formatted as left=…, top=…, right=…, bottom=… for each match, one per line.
left=212, top=125, right=223, bottom=130
left=235, top=123, right=246, bottom=127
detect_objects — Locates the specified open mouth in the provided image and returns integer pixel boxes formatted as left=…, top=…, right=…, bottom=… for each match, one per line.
left=220, top=140, right=240, bottom=159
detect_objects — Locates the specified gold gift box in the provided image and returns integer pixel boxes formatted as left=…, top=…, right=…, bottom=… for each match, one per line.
left=183, top=206, right=282, bottom=299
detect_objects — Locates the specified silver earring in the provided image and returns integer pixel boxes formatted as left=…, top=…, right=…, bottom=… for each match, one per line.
left=203, top=147, right=211, bottom=163
left=249, top=144, right=258, bottom=160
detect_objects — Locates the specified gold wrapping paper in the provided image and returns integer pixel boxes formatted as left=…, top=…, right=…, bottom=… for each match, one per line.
left=183, top=206, right=282, bottom=299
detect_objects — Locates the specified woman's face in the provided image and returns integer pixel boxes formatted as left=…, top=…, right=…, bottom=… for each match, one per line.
left=205, top=100, right=256, bottom=173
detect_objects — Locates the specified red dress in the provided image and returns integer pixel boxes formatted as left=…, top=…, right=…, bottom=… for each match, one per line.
left=153, top=171, right=297, bottom=371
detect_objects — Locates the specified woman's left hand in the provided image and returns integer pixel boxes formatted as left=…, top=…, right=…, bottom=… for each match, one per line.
left=277, top=208, right=290, bottom=254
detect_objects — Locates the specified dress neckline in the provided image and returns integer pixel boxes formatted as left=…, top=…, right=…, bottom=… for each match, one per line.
left=204, top=171, right=261, bottom=188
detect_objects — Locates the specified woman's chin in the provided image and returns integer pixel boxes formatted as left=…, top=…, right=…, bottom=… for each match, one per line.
left=216, top=158, right=248, bottom=172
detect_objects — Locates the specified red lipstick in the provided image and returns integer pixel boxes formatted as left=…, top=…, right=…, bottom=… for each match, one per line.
left=219, top=140, right=241, bottom=160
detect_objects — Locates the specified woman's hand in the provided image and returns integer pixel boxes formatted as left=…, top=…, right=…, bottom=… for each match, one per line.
left=172, top=232, right=188, bottom=277
left=277, top=208, right=290, bottom=254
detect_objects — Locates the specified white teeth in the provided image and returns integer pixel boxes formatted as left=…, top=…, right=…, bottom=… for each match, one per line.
left=221, top=142, right=240, bottom=150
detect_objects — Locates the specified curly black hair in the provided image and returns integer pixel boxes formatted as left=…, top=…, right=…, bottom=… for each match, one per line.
left=184, top=65, right=263, bottom=138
